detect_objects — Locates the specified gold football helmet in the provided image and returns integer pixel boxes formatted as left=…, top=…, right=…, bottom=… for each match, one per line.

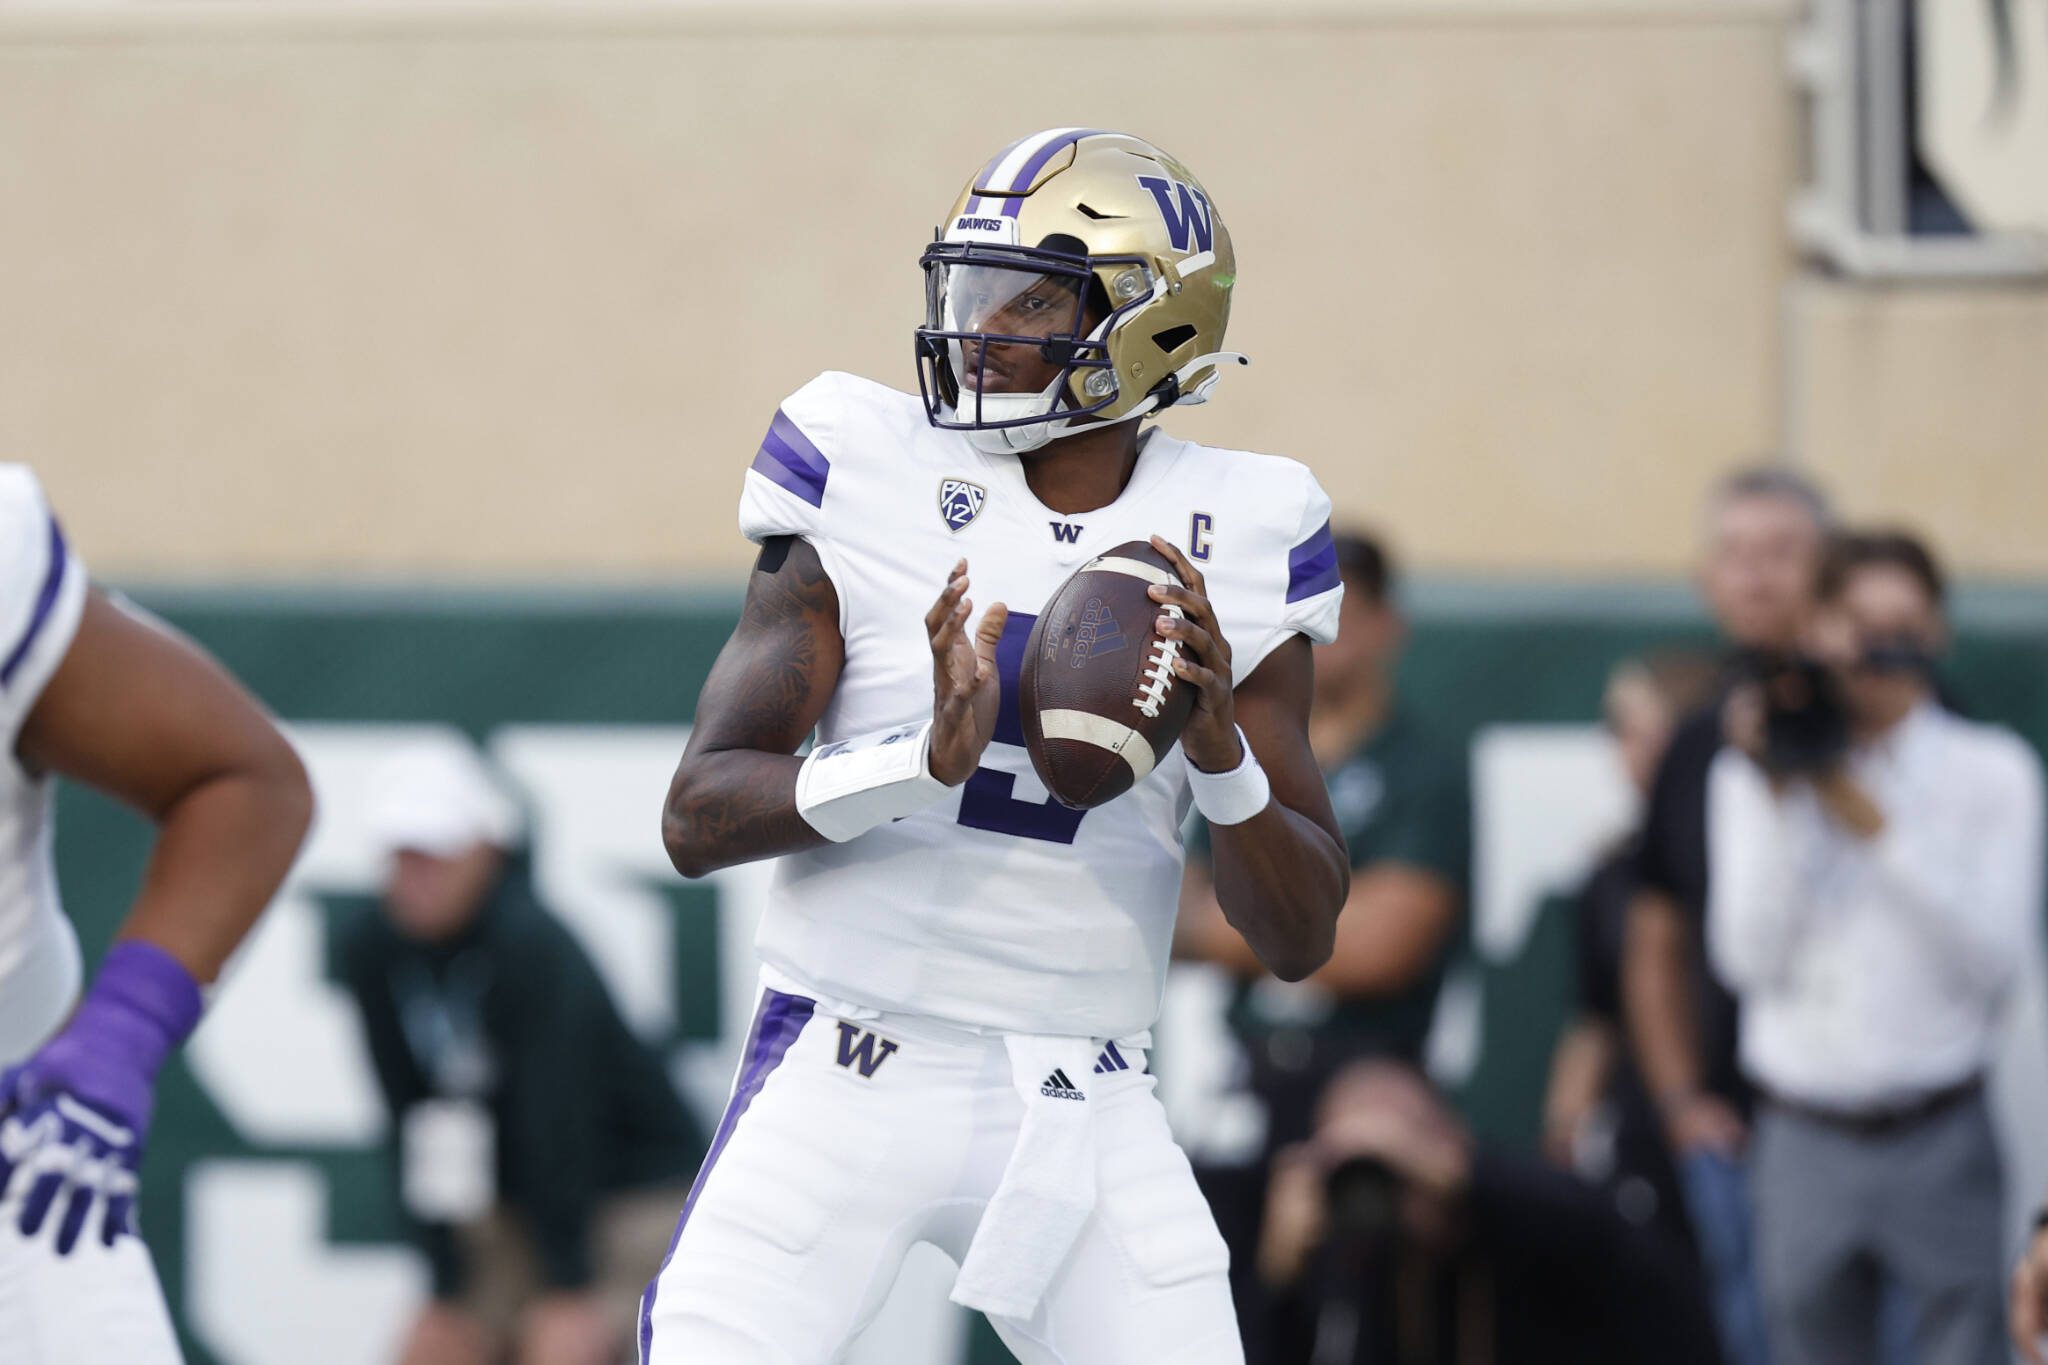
left=915, top=129, right=1246, bottom=454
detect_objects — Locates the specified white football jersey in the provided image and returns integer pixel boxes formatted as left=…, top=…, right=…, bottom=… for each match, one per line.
left=737, top=373, right=1343, bottom=1039
left=0, top=466, right=88, bottom=1059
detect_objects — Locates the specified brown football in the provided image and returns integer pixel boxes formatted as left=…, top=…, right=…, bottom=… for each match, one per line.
left=1021, top=541, right=1198, bottom=809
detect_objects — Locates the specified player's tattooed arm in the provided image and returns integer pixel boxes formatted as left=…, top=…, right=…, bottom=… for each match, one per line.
left=1148, top=537, right=1348, bottom=981
left=6, top=590, right=312, bottom=1252
left=662, top=535, right=845, bottom=877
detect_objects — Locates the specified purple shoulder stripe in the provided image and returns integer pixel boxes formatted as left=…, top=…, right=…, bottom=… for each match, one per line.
left=1, top=515, right=70, bottom=688
left=749, top=408, right=830, bottom=509
left=638, top=986, right=815, bottom=1362
left=1286, top=520, right=1340, bottom=604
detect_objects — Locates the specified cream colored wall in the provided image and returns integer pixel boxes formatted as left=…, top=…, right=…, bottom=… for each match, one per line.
left=5, top=2, right=1803, bottom=580
left=1791, top=277, right=2048, bottom=579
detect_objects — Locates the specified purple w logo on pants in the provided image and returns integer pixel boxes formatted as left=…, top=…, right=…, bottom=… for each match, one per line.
left=834, top=1022, right=899, bottom=1079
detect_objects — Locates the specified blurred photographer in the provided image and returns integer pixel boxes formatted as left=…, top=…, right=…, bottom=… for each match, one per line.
left=1708, top=531, right=2043, bottom=1365
left=1624, top=466, right=1832, bottom=1365
left=1258, top=1059, right=1721, bottom=1365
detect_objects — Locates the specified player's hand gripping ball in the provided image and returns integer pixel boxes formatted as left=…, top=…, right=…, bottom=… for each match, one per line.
left=1022, top=540, right=1201, bottom=809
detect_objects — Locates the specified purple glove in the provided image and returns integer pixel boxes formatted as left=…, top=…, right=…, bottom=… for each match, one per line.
left=0, top=941, right=201, bottom=1254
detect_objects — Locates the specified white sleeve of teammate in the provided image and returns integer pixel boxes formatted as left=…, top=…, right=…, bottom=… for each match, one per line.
left=0, top=466, right=89, bottom=755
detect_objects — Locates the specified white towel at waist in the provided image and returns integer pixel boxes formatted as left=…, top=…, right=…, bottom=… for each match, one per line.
left=949, top=1032, right=1101, bottom=1321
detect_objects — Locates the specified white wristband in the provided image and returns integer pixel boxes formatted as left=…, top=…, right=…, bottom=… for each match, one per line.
left=1187, top=726, right=1271, bottom=826
left=795, top=720, right=950, bottom=843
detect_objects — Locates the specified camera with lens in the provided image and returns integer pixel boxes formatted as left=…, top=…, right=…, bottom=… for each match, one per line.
left=1325, top=1155, right=1403, bottom=1250
left=1740, top=649, right=1851, bottom=777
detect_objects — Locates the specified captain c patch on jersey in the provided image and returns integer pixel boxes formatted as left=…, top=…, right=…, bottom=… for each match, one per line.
left=938, top=478, right=986, bottom=533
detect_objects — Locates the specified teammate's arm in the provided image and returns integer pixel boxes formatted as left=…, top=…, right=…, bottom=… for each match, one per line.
left=18, top=591, right=314, bottom=980
left=661, top=536, right=1003, bottom=877
left=1150, top=538, right=1348, bottom=982
left=1, top=589, right=313, bottom=1252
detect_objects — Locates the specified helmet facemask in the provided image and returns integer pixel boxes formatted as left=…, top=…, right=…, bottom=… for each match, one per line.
left=918, top=130, right=1249, bottom=451
left=915, top=239, right=1153, bottom=455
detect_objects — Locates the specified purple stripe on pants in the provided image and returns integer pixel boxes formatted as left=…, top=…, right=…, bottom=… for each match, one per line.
left=638, top=987, right=815, bottom=1364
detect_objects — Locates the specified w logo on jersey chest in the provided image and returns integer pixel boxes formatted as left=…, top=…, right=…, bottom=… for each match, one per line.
left=939, top=479, right=986, bottom=533
left=834, top=1021, right=899, bottom=1078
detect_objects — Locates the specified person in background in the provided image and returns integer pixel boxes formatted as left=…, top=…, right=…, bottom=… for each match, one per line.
left=1257, top=1058, right=1722, bottom=1365
left=1624, top=466, right=1832, bottom=1365
left=336, top=738, right=702, bottom=1365
left=1178, top=529, right=1469, bottom=1354
left=1542, top=652, right=1717, bottom=1252
left=1710, top=530, right=2038, bottom=1365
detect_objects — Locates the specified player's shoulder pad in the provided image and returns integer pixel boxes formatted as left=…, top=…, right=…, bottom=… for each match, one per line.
left=740, top=372, right=923, bottom=543
left=0, top=462, right=70, bottom=625
left=1181, top=442, right=1341, bottom=644
left=0, top=463, right=52, bottom=534
left=0, top=463, right=87, bottom=730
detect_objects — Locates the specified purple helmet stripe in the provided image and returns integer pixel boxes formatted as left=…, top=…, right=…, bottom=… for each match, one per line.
left=637, top=986, right=816, bottom=1362
left=1286, top=520, right=1340, bottom=603
left=1000, top=128, right=1107, bottom=216
left=0, top=515, right=68, bottom=688
left=975, top=131, right=1035, bottom=190
left=748, top=407, right=830, bottom=508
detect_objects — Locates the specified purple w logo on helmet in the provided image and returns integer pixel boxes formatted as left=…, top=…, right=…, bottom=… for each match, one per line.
left=1135, top=175, right=1215, bottom=255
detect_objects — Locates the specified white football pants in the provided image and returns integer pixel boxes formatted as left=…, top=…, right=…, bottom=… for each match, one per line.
left=0, top=907, right=177, bottom=1360
left=640, top=977, right=1243, bottom=1365
left=0, top=1217, right=184, bottom=1362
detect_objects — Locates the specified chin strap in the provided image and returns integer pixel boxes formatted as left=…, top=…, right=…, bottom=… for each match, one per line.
left=957, top=350, right=1251, bottom=456
left=961, top=376, right=1073, bottom=455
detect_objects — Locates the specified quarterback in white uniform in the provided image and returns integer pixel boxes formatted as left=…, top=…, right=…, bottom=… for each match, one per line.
left=645, top=130, right=1349, bottom=1364
left=0, top=467, right=312, bottom=1360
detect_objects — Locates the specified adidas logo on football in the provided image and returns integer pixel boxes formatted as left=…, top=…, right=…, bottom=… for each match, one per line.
left=1039, top=1069, right=1086, bottom=1101
left=1072, top=597, right=1126, bottom=666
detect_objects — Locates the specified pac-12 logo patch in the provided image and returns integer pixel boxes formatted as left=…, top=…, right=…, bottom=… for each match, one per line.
left=939, top=478, right=986, bottom=533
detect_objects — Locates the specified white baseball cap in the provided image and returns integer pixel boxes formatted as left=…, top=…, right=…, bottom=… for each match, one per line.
left=365, top=735, right=523, bottom=859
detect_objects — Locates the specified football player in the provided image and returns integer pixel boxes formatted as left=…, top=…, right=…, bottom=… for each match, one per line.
left=646, top=130, right=1349, bottom=1365
left=0, top=466, right=312, bottom=1360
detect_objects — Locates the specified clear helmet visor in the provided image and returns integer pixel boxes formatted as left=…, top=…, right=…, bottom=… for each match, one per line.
left=913, top=243, right=1150, bottom=453
left=925, top=262, right=1090, bottom=398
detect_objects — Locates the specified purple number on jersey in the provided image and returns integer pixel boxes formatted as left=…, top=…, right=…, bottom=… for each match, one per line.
left=955, top=612, right=1088, bottom=844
